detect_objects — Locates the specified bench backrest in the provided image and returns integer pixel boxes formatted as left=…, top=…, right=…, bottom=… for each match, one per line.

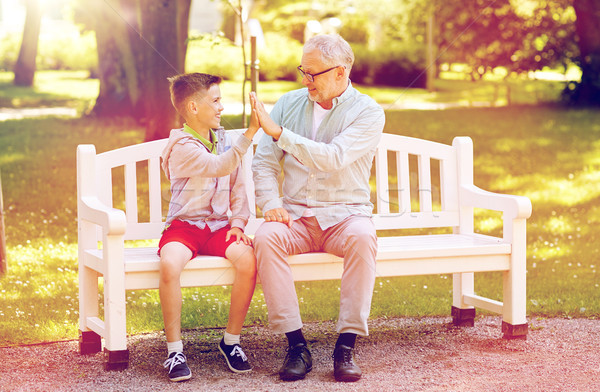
left=77, top=130, right=474, bottom=242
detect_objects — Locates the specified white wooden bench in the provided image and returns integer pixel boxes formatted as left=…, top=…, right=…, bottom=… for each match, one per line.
left=77, top=130, right=532, bottom=370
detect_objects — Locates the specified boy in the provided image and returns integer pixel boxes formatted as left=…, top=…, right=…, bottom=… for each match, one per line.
left=159, top=73, right=259, bottom=381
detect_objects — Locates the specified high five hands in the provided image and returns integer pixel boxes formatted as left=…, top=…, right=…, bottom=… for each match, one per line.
left=249, top=92, right=283, bottom=140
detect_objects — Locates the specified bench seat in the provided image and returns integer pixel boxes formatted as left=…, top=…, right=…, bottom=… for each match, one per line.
left=84, top=233, right=510, bottom=291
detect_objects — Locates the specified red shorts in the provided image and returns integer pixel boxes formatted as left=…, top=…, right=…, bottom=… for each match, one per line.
left=158, top=220, right=237, bottom=258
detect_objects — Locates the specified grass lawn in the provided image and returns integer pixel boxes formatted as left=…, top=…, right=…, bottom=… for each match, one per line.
left=0, top=71, right=599, bottom=346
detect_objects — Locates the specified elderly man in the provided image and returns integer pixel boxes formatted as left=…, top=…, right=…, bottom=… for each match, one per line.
left=250, top=34, right=385, bottom=382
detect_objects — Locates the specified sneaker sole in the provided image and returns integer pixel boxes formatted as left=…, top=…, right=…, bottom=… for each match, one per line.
left=218, top=345, right=252, bottom=373
left=169, top=372, right=192, bottom=382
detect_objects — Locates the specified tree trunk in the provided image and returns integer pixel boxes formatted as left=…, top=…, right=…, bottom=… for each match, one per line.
left=13, top=0, right=42, bottom=86
left=573, top=0, right=600, bottom=105
left=139, top=0, right=188, bottom=141
left=91, top=0, right=140, bottom=117
left=177, top=0, right=192, bottom=73
left=89, top=0, right=189, bottom=139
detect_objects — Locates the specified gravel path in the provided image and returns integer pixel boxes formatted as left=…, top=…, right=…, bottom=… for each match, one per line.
left=2, top=316, right=599, bottom=392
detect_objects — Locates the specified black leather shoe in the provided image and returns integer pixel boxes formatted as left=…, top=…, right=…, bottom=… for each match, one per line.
left=333, top=344, right=362, bottom=382
left=279, top=343, right=312, bottom=381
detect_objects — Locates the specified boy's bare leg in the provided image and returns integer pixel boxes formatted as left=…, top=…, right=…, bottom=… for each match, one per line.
left=159, top=242, right=193, bottom=342
left=224, top=242, right=257, bottom=334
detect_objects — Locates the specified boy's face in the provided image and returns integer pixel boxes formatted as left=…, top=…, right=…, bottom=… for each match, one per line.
left=188, top=84, right=223, bottom=131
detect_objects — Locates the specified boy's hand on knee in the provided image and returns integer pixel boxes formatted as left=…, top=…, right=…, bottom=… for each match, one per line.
left=226, top=227, right=252, bottom=245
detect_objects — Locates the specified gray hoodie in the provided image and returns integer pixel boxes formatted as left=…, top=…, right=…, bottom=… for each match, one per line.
left=161, top=128, right=253, bottom=232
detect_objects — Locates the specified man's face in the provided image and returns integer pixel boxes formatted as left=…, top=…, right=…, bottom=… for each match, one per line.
left=300, top=49, right=341, bottom=107
left=191, top=84, right=223, bottom=130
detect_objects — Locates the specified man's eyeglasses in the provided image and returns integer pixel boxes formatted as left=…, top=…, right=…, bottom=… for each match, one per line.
left=297, top=65, right=340, bottom=83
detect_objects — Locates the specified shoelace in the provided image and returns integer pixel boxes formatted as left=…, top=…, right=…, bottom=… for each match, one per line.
left=163, top=352, right=186, bottom=372
left=230, top=345, right=248, bottom=361
left=333, top=348, right=354, bottom=364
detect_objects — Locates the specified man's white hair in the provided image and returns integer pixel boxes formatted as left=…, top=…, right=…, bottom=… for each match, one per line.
left=303, top=34, right=354, bottom=72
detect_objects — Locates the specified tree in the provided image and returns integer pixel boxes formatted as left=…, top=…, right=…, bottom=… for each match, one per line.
left=78, top=0, right=191, bottom=140
left=138, top=0, right=190, bottom=141
left=567, top=0, right=600, bottom=105
left=13, top=0, right=43, bottom=86
left=433, top=0, right=576, bottom=80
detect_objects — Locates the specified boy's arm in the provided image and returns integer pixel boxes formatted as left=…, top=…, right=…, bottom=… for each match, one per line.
left=168, top=134, right=252, bottom=180
left=228, top=164, right=250, bottom=231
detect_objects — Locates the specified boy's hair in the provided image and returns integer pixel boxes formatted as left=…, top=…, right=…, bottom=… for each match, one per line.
left=303, top=34, right=354, bottom=72
left=168, top=72, right=222, bottom=115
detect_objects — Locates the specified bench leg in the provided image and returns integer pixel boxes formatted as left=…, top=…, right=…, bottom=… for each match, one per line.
left=451, top=306, right=476, bottom=327
left=79, top=330, right=102, bottom=354
left=102, top=235, right=129, bottom=370
left=78, top=258, right=101, bottom=355
left=502, top=321, right=528, bottom=339
left=501, top=218, right=528, bottom=339
left=452, top=272, right=475, bottom=327
left=105, top=349, right=130, bottom=371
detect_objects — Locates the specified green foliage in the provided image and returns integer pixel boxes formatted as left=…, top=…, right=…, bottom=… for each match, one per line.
left=258, top=33, right=303, bottom=81
left=252, top=0, right=428, bottom=87
left=336, top=13, right=371, bottom=44
left=435, top=0, right=577, bottom=79
left=0, top=31, right=97, bottom=73
left=257, top=1, right=315, bottom=42
left=352, top=41, right=427, bottom=88
left=0, top=33, right=20, bottom=72
left=37, top=30, right=98, bottom=73
left=186, top=34, right=245, bottom=81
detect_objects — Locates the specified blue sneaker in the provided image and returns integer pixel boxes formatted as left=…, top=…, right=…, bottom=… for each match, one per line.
left=218, top=338, right=252, bottom=373
left=163, top=352, right=192, bottom=382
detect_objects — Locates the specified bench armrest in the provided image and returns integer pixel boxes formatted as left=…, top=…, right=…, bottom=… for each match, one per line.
left=79, top=196, right=127, bottom=236
left=460, top=184, right=532, bottom=220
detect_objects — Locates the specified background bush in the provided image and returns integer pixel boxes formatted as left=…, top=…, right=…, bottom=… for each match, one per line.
left=0, top=30, right=97, bottom=73
left=352, top=41, right=427, bottom=88
left=186, top=34, right=244, bottom=81
left=258, top=33, right=302, bottom=82
left=0, top=27, right=427, bottom=88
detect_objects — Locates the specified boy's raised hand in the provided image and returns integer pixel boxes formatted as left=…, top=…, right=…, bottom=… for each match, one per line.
left=244, top=92, right=261, bottom=140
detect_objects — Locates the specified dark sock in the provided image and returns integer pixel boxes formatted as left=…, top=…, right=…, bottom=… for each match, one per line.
left=336, top=333, right=357, bottom=348
left=285, top=329, right=306, bottom=347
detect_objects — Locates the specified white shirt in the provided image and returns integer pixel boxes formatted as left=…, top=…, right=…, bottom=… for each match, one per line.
left=303, top=102, right=331, bottom=217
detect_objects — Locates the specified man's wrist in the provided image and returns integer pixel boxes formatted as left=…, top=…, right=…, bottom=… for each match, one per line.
left=271, top=126, right=283, bottom=141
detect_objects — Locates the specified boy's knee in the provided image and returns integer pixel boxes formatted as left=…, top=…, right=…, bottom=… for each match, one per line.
left=235, top=247, right=257, bottom=277
left=159, top=259, right=181, bottom=283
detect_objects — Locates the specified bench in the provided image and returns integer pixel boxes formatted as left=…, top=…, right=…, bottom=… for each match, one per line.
left=77, top=130, right=532, bottom=370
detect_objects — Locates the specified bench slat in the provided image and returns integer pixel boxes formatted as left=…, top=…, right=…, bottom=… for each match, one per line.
left=148, top=157, right=162, bottom=223
left=125, top=162, right=138, bottom=224
left=397, top=151, right=411, bottom=214
left=375, top=147, right=390, bottom=214
left=418, top=155, right=433, bottom=212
